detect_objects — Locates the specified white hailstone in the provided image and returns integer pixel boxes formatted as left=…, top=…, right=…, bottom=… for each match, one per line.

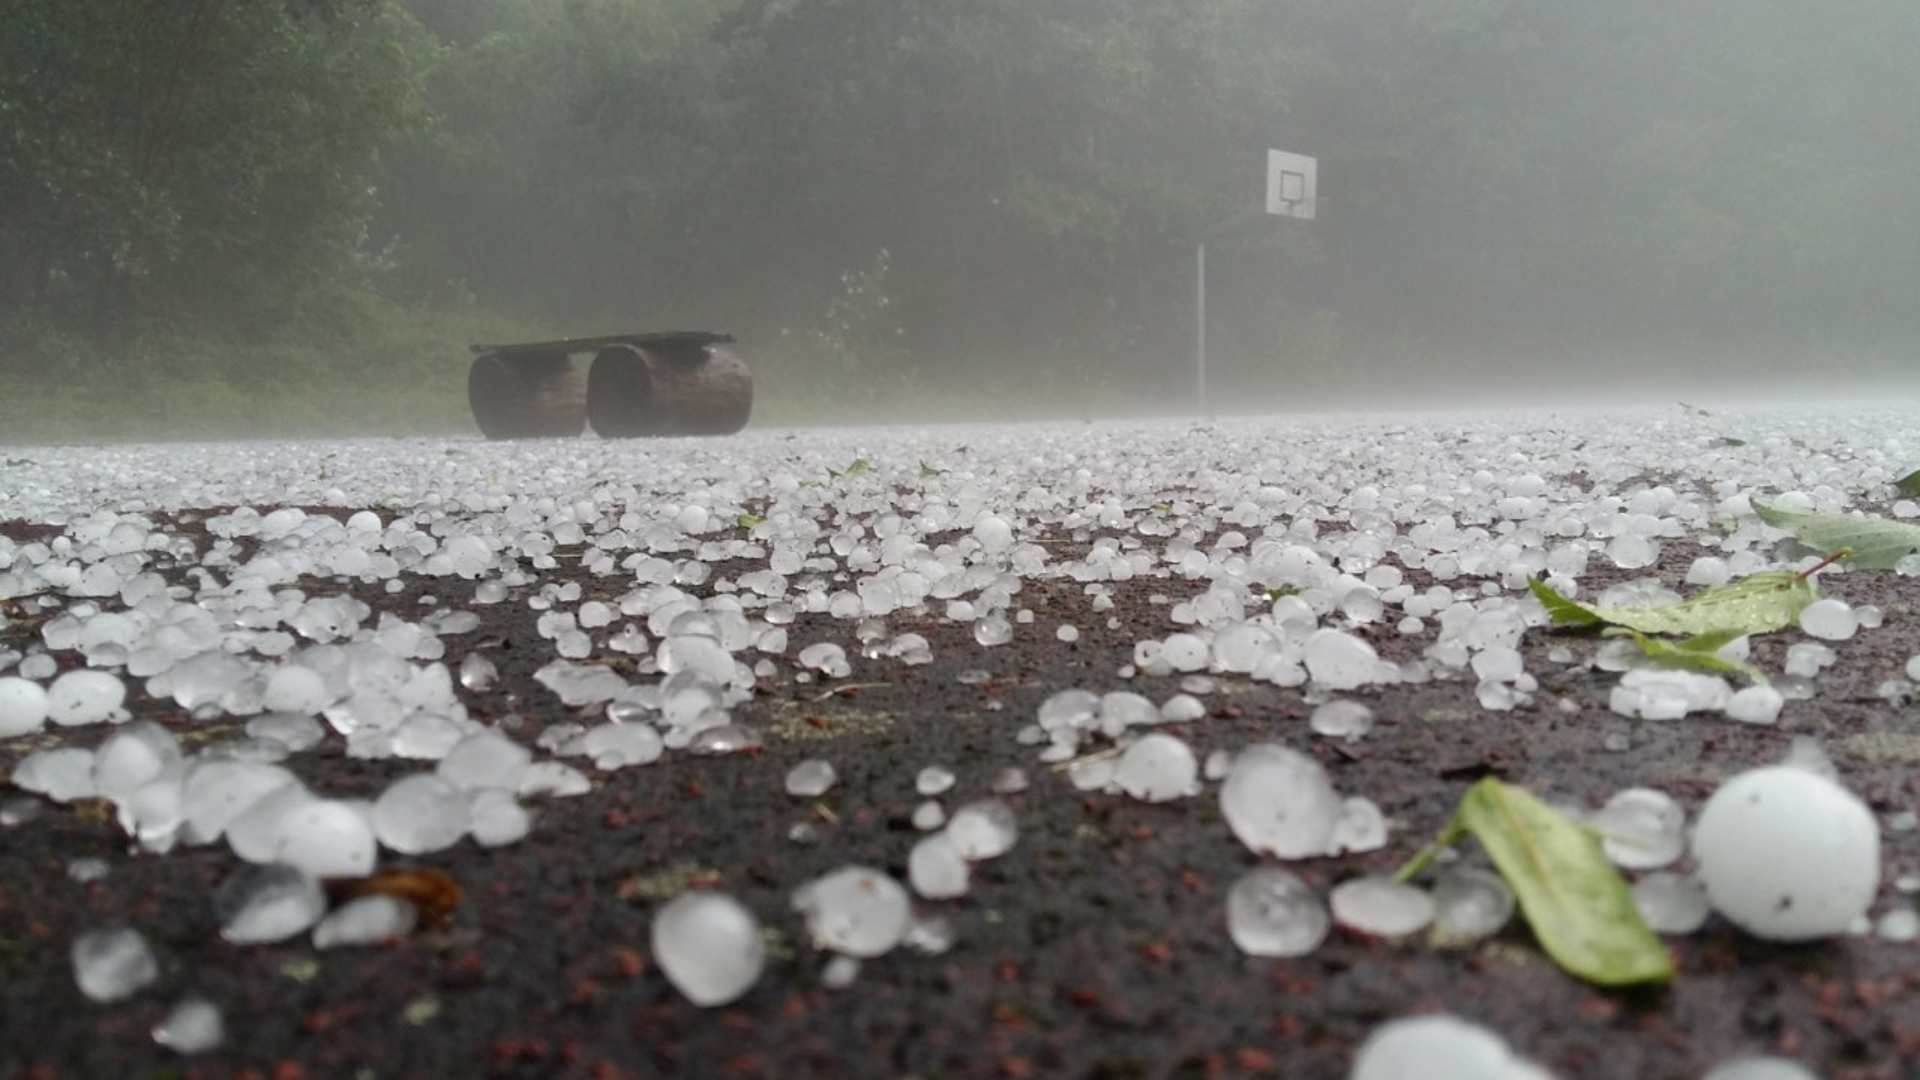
left=1797, top=598, right=1857, bottom=641
left=1210, top=623, right=1279, bottom=674
left=653, top=891, right=766, bottom=1006
left=1630, top=872, right=1712, bottom=935
left=436, top=731, right=531, bottom=790
left=47, top=668, right=126, bottom=726
left=262, top=664, right=330, bottom=713
left=469, top=789, right=531, bottom=847
left=457, top=653, right=499, bottom=692
left=911, top=800, right=948, bottom=830
left=519, top=761, right=592, bottom=798
left=1225, top=867, right=1329, bottom=957
left=218, top=863, right=328, bottom=944
left=1330, top=876, right=1436, bottom=937
left=1219, top=744, right=1341, bottom=859
left=1684, top=556, right=1732, bottom=586
left=793, top=866, right=912, bottom=957
left=1591, top=787, right=1686, bottom=870
left=92, top=721, right=184, bottom=801
left=745, top=738, right=819, bottom=786
left=1329, top=796, right=1390, bottom=855
left=1700, top=1058, right=1820, bottom=1080
left=820, top=954, right=861, bottom=989
left=1608, top=668, right=1731, bottom=720
left=1605, top=534, right=1659, bottom=570
left=1724, top=685, right=1785, bottom=725
left=1877, top=907, right=1920, bottom=941
left=1303, top=628, right=1382, bottom=691
left=1310, top=699, right=1375, bottom=740
left=247, top=712, right=325, bottom=752
left=1692, top=765, right=1879, bottom=941
left=1351, top=1014, right=1553, bottom=1080
left=989, top=766, right=1029, bottom=794
left=1159, top=693, right=1207, bottom=722
left=1783, top=642, right=1836, bottom=678
left=1115, top=733, right=1199, bottom=802
left=272, top=799, right=378, bottom=878
left=372, top=773, right=470, bottom=854
left=1908, top=654, right=1920, bottom=681
left=581, top=722, right=664, bottom=770
left=1160, top=632, right=1210, bottom=673
left=313, top=895, right=417, bottom=949
left=972, top=514, right=1014, bottom=553
left=72, top=927, right=160, bottom=1003
left=973, top=613, right=1013, bottom=646
left=797, top=642, right=851, bottom=677
left=909, top=832, right=972, bottom=900
left=915, top=765, right=956, bottom=796
left=946, top=799, right=1019, bottom=859
left=0, top=675, right=50, bottom=737
left=689, top=724, right=762, bottom=755
left=1429, top=867, right=1516, bottom=946
left=152, top=997, right=225, bottom=1055
left=1099, top=690, right=1161, bottom=732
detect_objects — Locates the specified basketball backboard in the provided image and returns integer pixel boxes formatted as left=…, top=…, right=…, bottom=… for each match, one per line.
left=1266, top=149, right=1317, bottom=220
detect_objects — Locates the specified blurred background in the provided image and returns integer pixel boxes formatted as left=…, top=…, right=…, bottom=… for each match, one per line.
left=3, top=0, right=1915, bottom=438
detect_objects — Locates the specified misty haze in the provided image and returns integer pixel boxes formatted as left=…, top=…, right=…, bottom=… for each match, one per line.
left=7, top=5, right=1920, bottom=1078
left=3, top=1, right=1917, bottom=437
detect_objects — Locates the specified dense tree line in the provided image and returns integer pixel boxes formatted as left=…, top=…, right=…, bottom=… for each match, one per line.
left=4, top=0, right=1915, bottom=420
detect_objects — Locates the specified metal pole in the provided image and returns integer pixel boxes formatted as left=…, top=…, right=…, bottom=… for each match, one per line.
left=1195, top=240, right=1207, bottom=415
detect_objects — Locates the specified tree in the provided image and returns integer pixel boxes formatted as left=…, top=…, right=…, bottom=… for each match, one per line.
left=0, top=0, right=432, bottom=340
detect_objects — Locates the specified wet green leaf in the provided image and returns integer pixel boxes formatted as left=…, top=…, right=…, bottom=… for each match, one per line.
left=1753, top=500, right=1920, bottom=569
left=1616, top=629, right=1767, bottom=684
left=1457, top=780, right=1673, bottom=986
left=735, top=513, right=766, bottom=529
left=1528, top=573, right=1814, bottom=636
left=1399, top=779, right=1673, bottom=987
left=828, top=457, right=871, bottom=478
left=1896, top=469, right=1920, bottom=497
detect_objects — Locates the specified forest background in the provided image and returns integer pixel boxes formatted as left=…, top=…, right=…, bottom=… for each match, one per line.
left=3, top=0, right=1915, bottom=439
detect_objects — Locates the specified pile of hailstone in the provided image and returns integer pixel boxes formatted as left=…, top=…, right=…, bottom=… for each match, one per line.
left=4, top=404, right=1917, bottom=1072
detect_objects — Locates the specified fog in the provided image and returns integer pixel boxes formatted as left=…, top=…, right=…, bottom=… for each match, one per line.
left=3, top=1, right=1917, bottom=438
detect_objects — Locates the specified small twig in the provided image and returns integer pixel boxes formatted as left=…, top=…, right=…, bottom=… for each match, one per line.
left=808, top=681, right=892, bottom=702
left=1047, top=744, right=1126, bottom=774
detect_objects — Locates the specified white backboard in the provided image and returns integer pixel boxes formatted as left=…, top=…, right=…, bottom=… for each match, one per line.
left=1266, top=149, right=1317, bottom=220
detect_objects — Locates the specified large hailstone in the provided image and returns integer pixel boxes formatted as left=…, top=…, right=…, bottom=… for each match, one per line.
left=1691, top=764, right=1879, bottom=941
left=651, top=891, right=766, bottom=1006
left=1351, top=1014, right=1555, bottom=1080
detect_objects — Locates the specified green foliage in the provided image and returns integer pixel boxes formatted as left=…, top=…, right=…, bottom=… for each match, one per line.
left=0, top=1, right=434, bottom=340
left=1896, top=470, right=1920, bottom=497
left=1397, top=778, right=1674, bottom=987
left=1619, top=629, right=1767, bottom=685
left=1752, top=501, right=1920, bottom=570
left=1529, top=572, right=1816, bottom=637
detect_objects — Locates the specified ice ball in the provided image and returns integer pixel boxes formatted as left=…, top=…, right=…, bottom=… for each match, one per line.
left=1691, top=765, right=1879, bottom=941
left=652, top=891, right=766, bottom=1006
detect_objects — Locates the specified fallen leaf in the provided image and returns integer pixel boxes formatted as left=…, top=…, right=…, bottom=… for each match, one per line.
left=1398, top=778, right=1673, bottom=987
left=1753, top=500, right=1920, bottom=569
left=1529, top=572, right=1815, bottom=637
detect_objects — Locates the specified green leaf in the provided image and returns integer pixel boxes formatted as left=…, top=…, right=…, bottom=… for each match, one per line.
left=826, top=457, right=870, bottom=479
left=1528, top=573, right=1814, bottom=637
left=918, top=460, right=947, bottom=477
left=1400, top=779, right=1673, bottom=987
left=735, top=513, right=766, bottom=529
left=1753, top=500, right=1920, bottom=569
left=1896, top=470, right=1920, bottom=497
left=1616, top=629, right=1767, bottom=684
